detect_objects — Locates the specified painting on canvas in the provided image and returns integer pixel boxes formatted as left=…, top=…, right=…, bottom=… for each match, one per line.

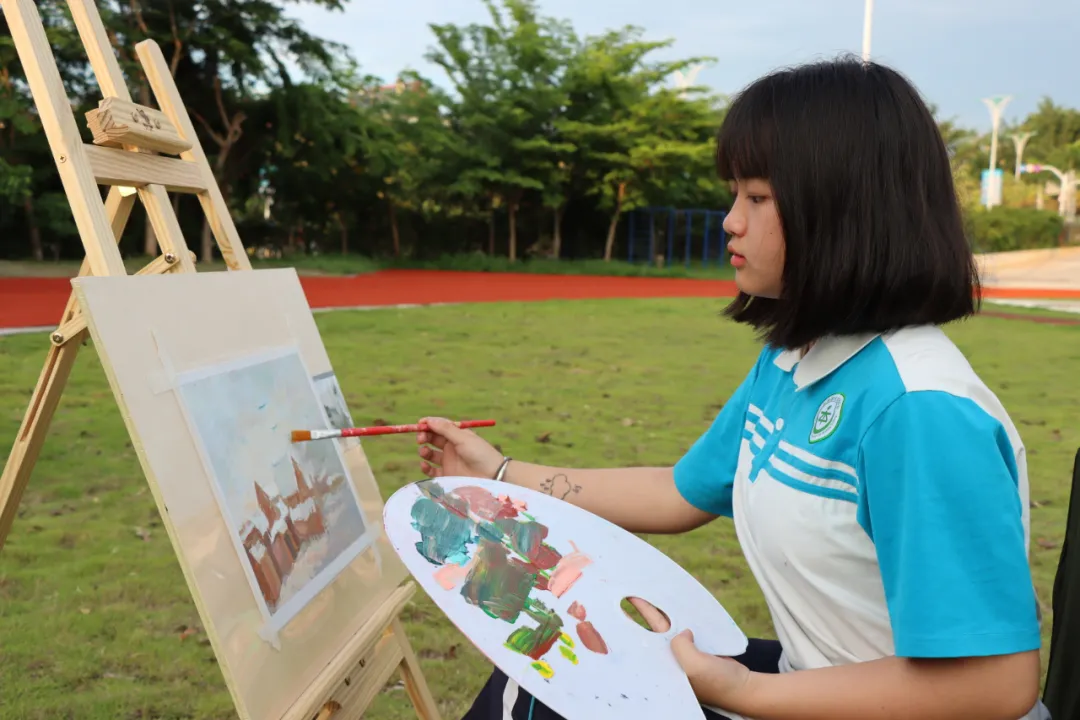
left=175, top=347, right=376, bottom=630
left=313, top=371, right=354, bottom=431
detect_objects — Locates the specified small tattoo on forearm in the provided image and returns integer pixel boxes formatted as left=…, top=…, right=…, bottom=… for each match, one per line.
left=540, top=473, right=581, bottom=500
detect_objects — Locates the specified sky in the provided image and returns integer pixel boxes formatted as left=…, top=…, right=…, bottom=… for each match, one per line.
left=282, top=0, right=1078, bottom=133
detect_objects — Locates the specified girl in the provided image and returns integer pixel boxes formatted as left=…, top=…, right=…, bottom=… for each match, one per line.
left=415, top=56, right=1047, bottom=720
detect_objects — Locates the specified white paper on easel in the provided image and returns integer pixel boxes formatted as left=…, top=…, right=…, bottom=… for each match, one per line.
left=383, top=477, right=749, bottom=720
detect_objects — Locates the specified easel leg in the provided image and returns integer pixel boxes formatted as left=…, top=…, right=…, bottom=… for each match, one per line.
left=0, top=188, right=136, bottom=550
left=392, top=619, right=442, bottom=720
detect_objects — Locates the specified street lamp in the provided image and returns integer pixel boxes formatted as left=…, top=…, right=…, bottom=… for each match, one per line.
left=1020, top=163, right=1078, bottom=220
left=1010, top=131, right=1035, bottom=178
left=982, top=95, right=1012, bottom=208
left=862, top=0, right=874, bottom=61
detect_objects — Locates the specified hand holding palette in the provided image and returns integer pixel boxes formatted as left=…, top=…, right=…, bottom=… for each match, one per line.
left=383, top=477, right=748, bottom=720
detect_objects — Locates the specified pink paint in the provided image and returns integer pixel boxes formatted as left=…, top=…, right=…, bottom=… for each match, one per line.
left=547, top=541, right=592, bottom=598
left=500, top=494, right=528, bottom=513
left=433, top=561, right=471, bottom=590
left=567, top=601, right=587, bottom=621
left=454, top=486, right=519, bottom=521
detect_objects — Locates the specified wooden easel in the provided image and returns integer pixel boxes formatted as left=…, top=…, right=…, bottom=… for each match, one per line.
left=0, top=2, right=440, bottom=718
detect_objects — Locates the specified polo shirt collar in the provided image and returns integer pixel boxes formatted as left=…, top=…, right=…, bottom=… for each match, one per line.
left=773, top=332, right=880, bottom=390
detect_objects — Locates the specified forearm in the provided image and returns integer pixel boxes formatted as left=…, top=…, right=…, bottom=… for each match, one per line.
left=717, top=652, right=1041, bottom=720
left=502, top=460, right=714, bottom=535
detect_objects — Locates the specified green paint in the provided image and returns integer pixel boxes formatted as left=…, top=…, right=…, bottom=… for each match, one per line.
left=501, top=596, right=565, bottom=660
left=507, top=519, right=545, bottom=559
left=558, top=645, right=578, bottom=664
left=460, top=540, right=536, bottom=622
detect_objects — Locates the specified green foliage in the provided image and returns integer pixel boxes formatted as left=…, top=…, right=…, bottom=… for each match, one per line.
left=0, top=0, right=1076, bottom=264
left=966, top=206, right=1065, bottom=253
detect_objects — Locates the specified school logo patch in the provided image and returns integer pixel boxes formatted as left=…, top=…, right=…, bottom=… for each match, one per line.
left=809, top=393, right=845, bottom=443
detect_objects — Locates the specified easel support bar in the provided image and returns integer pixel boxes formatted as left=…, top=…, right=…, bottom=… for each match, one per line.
left=85, top=144, right=207, bottom=194
left=50, top=251, right=195, bottom=347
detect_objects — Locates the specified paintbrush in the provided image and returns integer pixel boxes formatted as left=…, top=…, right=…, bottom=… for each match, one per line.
left=290, top=419, right=496, bottom=443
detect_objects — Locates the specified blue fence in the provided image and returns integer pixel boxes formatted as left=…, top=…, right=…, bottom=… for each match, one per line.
left=626, top=207, right=730, bottom=267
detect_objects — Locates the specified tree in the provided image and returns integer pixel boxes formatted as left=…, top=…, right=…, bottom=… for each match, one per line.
left=558, top=27, right=718, bottom=260
left=427, top=0, right=576, bottom=261
left=355, top=72, right=456, bottom=257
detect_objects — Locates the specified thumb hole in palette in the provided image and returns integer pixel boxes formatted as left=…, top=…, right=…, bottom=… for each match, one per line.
left=620, top=596, right=672, bottom=635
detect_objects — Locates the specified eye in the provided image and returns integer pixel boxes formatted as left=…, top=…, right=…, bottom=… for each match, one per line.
left=747, top=194, right=767, bottom=204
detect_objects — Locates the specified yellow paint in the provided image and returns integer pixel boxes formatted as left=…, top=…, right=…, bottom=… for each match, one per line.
left=558, top=645, right=579, bottom=665
left=531, top=660, right=554, bottom=679
left=559, top=632, right=575, bottom=648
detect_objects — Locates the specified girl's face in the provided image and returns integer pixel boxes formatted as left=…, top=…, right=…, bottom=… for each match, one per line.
left=723, top=178, right=785, bottom=299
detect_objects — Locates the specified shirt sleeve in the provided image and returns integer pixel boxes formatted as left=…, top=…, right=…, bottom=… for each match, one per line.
left=856, top=390, right=1041, bottom=659
left=673, top=356, right=761, bottom=518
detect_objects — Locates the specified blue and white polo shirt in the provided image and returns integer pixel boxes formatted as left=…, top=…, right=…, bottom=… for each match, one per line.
left=675, top=325, right=1041, bottom=677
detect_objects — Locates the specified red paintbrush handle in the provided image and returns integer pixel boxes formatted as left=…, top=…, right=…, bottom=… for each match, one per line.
left=339, top=419, right=496, bottom=437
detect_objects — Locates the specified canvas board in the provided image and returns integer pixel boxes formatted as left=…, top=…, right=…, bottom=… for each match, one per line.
left=383, top=476, right=749, bottom=720
left=71, top=269, right=408, bottom=720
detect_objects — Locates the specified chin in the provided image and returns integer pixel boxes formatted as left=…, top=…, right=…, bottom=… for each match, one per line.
left=735, top=273, right=781, bottom=300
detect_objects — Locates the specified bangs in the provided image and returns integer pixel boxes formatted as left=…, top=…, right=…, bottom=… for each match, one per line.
left=715, top=82, right=776, bottom=182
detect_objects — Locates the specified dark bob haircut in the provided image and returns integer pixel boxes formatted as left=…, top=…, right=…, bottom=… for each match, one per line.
left=717, top=55, right=980, bottom=350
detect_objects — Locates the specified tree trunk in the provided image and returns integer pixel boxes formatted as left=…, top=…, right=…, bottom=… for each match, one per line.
left=24, top=196, right=43, bottom=261
left=487, top=208, right=496, bottom=255
left=508, top=200, right=518, bottom=262
left=338, top=212, right=348, bottom=254
left=552, top=204, right=565, bottom=259
left=388, top=201, right=400, bottom=257
left=191, top=74, right=245, bottom=264
left=603, top=183, right=626, bottom=261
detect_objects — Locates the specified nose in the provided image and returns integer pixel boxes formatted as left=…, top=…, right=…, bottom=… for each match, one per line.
left=723, top=203, right=745, bottom=238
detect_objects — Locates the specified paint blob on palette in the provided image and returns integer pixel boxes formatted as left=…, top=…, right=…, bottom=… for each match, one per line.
left=383, top=477, right=748, bottom=720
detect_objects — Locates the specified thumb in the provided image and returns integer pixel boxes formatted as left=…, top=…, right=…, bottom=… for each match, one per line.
left=670, top=629, right=701, bottom=667
left=421, top=416, right=470, bottom=441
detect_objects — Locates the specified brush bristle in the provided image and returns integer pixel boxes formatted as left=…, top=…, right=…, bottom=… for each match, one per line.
left=290, top=430, right=311, bottom=443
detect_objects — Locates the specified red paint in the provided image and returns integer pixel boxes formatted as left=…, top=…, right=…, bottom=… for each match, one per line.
left=529, top=542, right=562, bottom=571
left=1, top=269, right=1076, bottom=331
left=565, top=599, right=609, bottom=653
left=576, top=621, right=610, bottom=655
left=454, top=486, right=520, bottom=522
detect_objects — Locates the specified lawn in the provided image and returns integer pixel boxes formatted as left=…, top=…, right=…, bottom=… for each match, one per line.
left=0, top=298, right=1077, bottom=720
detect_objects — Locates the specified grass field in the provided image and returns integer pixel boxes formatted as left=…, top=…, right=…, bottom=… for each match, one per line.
left=0, top=298, right=1077, bottom=719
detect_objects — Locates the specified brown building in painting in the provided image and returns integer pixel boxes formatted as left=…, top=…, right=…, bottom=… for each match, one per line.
left=239, top=452, right=330, bottom=611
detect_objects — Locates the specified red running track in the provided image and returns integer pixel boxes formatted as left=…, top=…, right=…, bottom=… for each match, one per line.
left=0, top=270, right=740, bottom=330
left=2, top=269, right=1079, bottom=330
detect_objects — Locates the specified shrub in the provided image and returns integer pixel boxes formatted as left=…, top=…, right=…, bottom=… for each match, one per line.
left=965, top=207, right=1064, bottom=253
